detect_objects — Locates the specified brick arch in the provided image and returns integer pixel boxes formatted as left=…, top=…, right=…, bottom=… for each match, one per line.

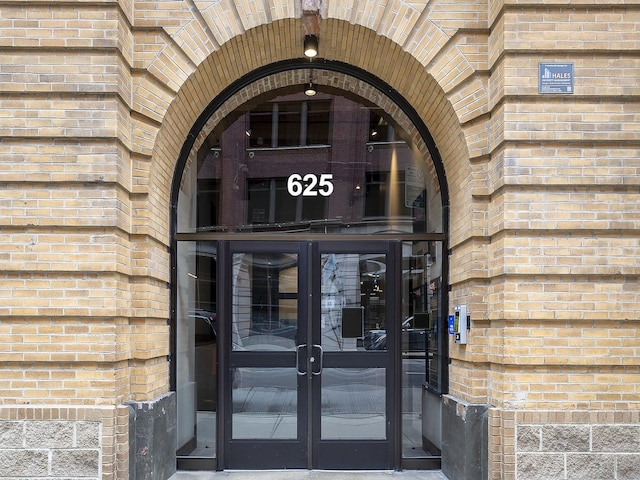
left=148, top=18, right=472, bottom=243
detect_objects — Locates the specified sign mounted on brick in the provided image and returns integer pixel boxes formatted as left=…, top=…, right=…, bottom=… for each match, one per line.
left=539, top=62, right=574, bottom=94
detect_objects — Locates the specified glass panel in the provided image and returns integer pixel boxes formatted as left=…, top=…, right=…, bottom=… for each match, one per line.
left=364, top=172, right=387, bottom=218
left=364, top=171, right=411, bottom=219
left=306, top=100, right=331, bottom=145
left=249, top=103, right=274, bottom=148
left=321, top=253, right=386, bottom=352
left=274, top=179, right=298, bottom=223
left=247, top=179, right=272, bottom=224
left=321, top=368, right=386, bottom=439
left=232, top=367, right=297, bottom=439
left=177, top=91, right=443, bottom=234
left=301, top=194, right=326, bottom=222
left=277, top=102, right=302, bottom=147
left=197, top=179, right=220, bottom=230
left=369, top=110, right=399, bottom=143
left=402, top=356, right=425, bottom=457
left=402, top=240, right=444, bottom=458
left=232, top=252, right=298, bottom=351
left=176, top=241, right=217, bottom=458
left=246, top=178, right=327, bottom=225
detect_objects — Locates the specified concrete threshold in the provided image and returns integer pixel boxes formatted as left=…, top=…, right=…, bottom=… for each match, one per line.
left=169, top=470, right=449, bottom=480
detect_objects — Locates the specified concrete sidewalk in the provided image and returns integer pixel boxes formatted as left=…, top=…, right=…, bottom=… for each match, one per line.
left=169, top=471, right=448, bottom=480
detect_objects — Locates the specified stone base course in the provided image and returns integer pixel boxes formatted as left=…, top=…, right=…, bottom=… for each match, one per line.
left=514, top=411, right=640, bottom=480
left=0, top=405, right=130, bottom=480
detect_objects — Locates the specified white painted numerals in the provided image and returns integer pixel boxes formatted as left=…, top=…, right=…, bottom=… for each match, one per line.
left=287, top=173, right=334, bottom=197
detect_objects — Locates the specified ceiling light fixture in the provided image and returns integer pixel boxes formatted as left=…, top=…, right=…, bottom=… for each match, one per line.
left=305, top=79, right=317, bottom=96
left=304, top=34, right=318, bottom=58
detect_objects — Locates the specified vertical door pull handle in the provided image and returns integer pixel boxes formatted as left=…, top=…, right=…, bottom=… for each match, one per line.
left=311, top=344, right=323, bottom=376
left=296, top=344, right=307, bottom=375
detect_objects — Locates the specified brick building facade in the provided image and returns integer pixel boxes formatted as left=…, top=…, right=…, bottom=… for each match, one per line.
left=1, top=1, right=639, bottom=479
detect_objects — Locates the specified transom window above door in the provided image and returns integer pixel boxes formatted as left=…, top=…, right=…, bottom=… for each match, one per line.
left=177, top=91, right=443, bottom=236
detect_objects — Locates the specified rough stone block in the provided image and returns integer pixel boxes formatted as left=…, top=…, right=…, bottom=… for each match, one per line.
left=0, top=450, right=49, bottom=476
left=76, top=421, right=101, bottom=448
left=541, top=424, right=590, bottom=452
left=25, top=420, right=74, bottom=448
left=617, top=454, right=640, bottom=480
left=566, top=453, right=615, bottom=480
left=517, top=453, right=564, bottom=480
left=0, top=421, right=23, bottom=448
left=592, top=425, right=640, bottom=452
left=517, top=425, right=541, bottom=452
left=51, top=449, right=100, bottom=477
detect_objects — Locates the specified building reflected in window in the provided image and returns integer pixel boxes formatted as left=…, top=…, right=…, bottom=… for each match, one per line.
left=180, top=92, right=441, bottom=236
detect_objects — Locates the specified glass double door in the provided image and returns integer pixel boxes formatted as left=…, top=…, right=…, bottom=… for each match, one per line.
left=222, top=240, right=399, bottom=469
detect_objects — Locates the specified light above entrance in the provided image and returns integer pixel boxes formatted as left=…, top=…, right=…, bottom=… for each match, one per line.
left=304, top=80, right=317, bottom=96
left=304, top=34, right=318, bottom=58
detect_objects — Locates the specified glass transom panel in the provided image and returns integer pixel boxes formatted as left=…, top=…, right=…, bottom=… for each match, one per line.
left=177, top=92, right=443, bottom=235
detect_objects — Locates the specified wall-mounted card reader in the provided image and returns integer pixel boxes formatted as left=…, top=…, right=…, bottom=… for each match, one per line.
left=454, top=305, right=468, bottom=345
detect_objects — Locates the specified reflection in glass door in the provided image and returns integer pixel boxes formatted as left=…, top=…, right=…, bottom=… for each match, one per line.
left=401, top=241, right=443, bottom=464
left=319, top=251, right=387, bottom=440
left=223, top=241, right=397, bottom=469
left=231, top=250, right=300, bottom=440
left=174, top=239, right=445, bottom=470
left=311, top=242, right=397, bottom=469
left=175, top=242, right=218, bottom=466
left=225, top=242, right=307, bottom=468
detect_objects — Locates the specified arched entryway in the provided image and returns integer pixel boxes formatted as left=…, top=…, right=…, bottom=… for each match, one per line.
left=170, top=61, right=450, bottom=471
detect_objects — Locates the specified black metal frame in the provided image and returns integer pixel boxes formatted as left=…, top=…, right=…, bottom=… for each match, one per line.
left=170, top=59, right=451, bottom=472
left=218, top=240, right=398, bottom=469
left=310, top=241, right=398, bottom=470
left=223, top=241, right=310, bottom=469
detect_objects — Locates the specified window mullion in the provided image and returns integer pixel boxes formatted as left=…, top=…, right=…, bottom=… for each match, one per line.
left=300, top=101, right=308, bottom=146
left=269, top=179, right=277, bottom=223
left=272, top=103, right=278, bottom=148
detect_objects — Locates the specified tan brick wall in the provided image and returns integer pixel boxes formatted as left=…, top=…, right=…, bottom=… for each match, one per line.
left=480, top=2, right=640, bottom=477
left=1, top=0, right=639, bottom=478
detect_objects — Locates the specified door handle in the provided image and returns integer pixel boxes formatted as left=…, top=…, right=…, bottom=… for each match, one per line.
left=311, top=344, right=323, bottom=376
left=296, top=344, right=307, bottom=376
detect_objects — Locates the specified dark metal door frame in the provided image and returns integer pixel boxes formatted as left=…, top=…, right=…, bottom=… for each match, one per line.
left=221, top=240, right=309, bottom=469
left=218, top=240, right=400, bottom=470
left=310, top=240, right=400, bottom=469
